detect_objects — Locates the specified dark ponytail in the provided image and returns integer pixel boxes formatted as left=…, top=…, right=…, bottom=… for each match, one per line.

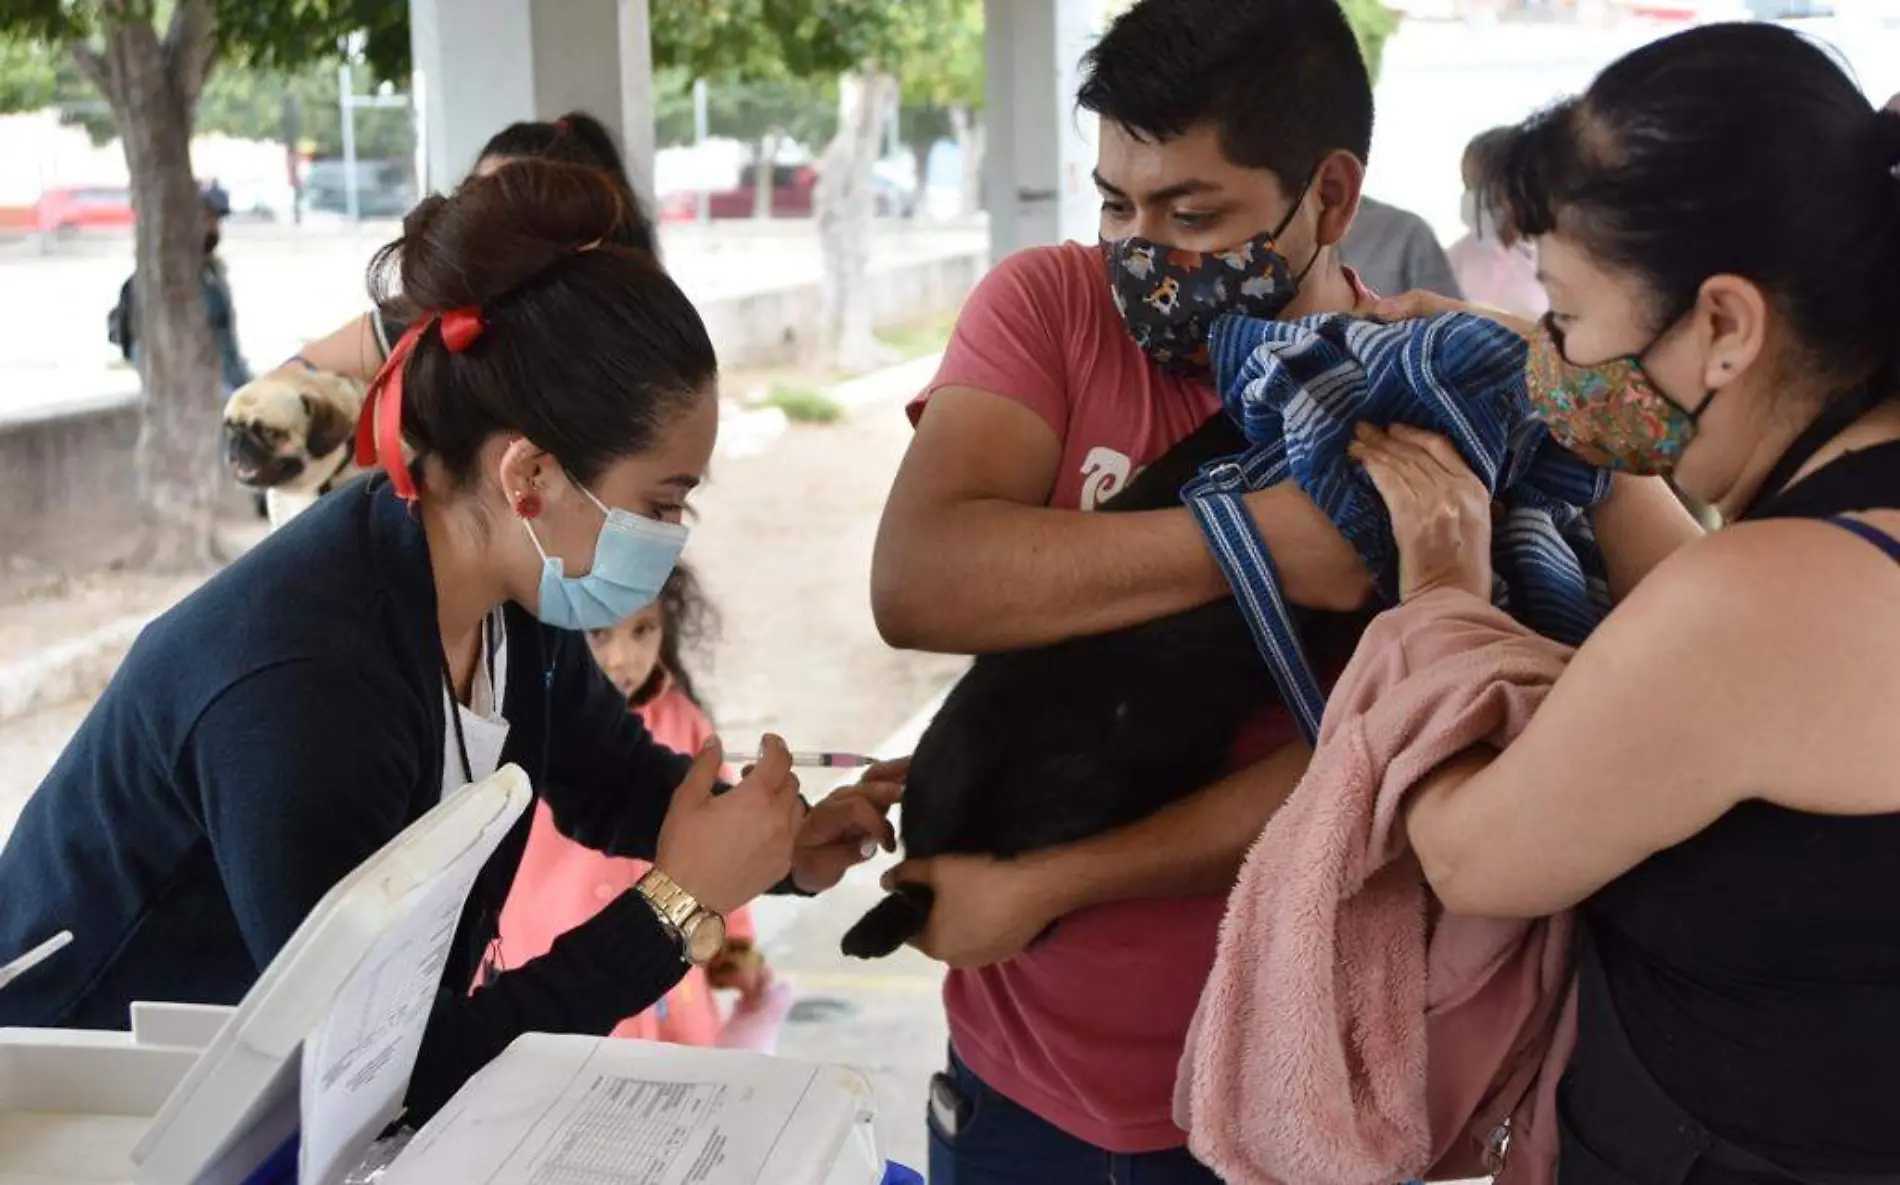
left=367, top=159, right=716, bottom=489
left=1499, top=23, right=1900, bottom=390
left=475, top=111, right=656, bottom=257
left=633, top=563, right=720, bottom=719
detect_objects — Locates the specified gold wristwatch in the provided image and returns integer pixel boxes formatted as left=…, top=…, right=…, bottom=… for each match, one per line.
left=634, top=868, right=728, bottom=966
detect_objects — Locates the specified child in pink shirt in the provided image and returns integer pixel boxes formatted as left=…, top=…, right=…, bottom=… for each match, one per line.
left=494, top=565, right=793, bottom=1050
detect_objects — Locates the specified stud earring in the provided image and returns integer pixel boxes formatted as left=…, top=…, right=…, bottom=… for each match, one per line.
left=512, top=490, right=542, bottom=519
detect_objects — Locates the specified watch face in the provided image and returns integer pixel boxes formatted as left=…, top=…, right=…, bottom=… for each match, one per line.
left=686, top=912, right=728, bottom=965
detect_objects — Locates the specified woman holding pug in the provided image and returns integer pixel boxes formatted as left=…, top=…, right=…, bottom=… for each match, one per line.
left=0, top=159, right=899, bottom=1122
left=1354, top=24, right=1900, bottom=1183
left=276, top=110, right=653, bottom=386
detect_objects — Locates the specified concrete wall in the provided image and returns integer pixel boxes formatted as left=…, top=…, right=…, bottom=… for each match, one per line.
left=0, top=247, right=987, bottom=573
left=0, top=398, right=142, bottom=570
left=698, top=246, right=985, bottom=370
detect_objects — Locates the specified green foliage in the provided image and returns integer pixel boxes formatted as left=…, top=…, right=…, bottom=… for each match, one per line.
left=0, top=0, right=410, bottom=153
left=652, top=0, right=890, bottom=83
left=653, top=0, right=963, bottom=87
left=763, top=385, right=845, bottom=425
left=0, top=36, right=408, bottom=156
left=887, top=0, right=981, bottom=111
left=653, top=71, right=837, bottom=153
left=198, top=61, right=411, bottom=159
left=1340, top=0, right=1402, bottom=85
left=0, top=35, right=57, bottom=110
left=0, top=0, right=408, bottom=78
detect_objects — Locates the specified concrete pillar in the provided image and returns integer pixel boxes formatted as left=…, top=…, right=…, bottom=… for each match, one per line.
left=409, top=0, right=533, bottom=191
left=982, top=0, right=1101, bottom=264
left=409, top=0, right=656, bottom=212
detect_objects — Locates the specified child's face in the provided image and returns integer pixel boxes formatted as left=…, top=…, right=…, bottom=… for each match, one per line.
left=587, top=603, right=666, bottom=698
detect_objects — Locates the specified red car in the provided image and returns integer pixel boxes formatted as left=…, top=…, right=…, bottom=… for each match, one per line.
left=35, top=186, right=136, bottom=235
left=660, top=164, right=819, bottom=223
left=658, top=163, right=911, bottom=223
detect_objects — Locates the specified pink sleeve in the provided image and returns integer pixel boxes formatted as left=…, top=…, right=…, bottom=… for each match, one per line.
left=726, top=904, right=757, bottom=943
left=908, top=245, right=1076, bottom=440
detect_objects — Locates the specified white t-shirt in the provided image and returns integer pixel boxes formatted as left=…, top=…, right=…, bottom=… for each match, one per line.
left=442, top=609, right=511, bottom=799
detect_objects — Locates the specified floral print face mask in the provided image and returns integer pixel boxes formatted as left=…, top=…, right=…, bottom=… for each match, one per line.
left=1525, top=313, right=1716, bottom=476
left=1103, top=183, right=1316, bottom=381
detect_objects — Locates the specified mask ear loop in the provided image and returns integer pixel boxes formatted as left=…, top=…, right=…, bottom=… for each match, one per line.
left=1272, top=172, right=1323, bottom=286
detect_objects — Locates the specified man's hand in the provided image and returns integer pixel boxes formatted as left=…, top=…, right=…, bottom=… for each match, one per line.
left=789, top=765, right=906, bottom=894
left=1370, top=289, right=1538, bottom=339
left=881, top=852, right=1066, bottom=970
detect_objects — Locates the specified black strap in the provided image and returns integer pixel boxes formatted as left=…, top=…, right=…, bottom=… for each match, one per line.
left=1743, top=388, right=1881, bottom=521
left=440, top=614, right=493, bottom=789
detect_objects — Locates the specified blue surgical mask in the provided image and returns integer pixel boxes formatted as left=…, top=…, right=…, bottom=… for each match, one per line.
left=524, top=480, right=688, bottom=631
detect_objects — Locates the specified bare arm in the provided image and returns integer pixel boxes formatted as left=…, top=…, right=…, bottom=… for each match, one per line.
left=260, top=312, right=384, bottom=383
left=892, top=740, right=1314, bottom=968
left=1406, top=521, right=1900, bottom=919
left=871, top=387, right=1370, bottom=653
left=1029, top=739, right=1313, bottom=910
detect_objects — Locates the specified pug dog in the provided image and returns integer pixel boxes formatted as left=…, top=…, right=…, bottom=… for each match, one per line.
left=222, top=370, right=369, bottom=531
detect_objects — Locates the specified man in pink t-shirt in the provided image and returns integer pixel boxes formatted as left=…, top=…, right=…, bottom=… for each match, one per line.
left=871, top=0, right=1381, bottom=1178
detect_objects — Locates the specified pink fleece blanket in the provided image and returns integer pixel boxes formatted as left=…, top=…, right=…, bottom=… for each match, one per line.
left=1176, top=589, right=1579, bottom=1185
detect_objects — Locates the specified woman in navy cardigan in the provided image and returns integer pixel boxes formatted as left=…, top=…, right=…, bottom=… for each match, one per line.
left=0, top=160, right=898, bottom=1122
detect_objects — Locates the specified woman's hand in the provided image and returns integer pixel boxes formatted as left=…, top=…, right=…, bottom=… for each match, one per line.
left=654, top=735, right=803, bottom=916
left=1349, top=422, right=1495, bottom=603
left=1369, top=289, right=1537, bottom=340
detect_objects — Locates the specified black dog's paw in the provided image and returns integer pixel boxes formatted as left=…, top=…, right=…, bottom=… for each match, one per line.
left=840, top=883, right=937, bottom=960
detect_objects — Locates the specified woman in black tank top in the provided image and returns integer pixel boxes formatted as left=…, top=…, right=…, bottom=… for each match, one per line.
left=1348, top=24, right=1900, bottom=1185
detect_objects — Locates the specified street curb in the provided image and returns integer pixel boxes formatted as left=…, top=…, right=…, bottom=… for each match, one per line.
left=0, top=613, right=153, bottom=726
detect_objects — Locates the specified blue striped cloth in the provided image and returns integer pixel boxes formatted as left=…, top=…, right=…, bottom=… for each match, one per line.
left=1182, top=311, right=1612, bottom=744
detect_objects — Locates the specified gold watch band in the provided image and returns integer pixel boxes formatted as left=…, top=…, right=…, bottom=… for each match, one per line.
left=635, top=869, right=725, bottom=963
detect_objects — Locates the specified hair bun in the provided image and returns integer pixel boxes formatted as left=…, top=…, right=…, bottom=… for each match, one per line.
left=371, top=159, right=635, bottom=314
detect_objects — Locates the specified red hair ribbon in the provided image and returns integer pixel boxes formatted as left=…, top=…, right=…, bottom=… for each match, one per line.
left=356, top=306, right=485, bottom=504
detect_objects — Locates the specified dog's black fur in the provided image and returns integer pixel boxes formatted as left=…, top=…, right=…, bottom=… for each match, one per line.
left=841, top=414, right=1369, bottom=959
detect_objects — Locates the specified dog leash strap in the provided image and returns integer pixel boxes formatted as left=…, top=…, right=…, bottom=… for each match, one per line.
left=1181, top=441, right=1329, bottom=747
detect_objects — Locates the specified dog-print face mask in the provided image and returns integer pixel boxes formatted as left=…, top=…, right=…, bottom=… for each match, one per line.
left=1103, top=186, right=1317, bottom=381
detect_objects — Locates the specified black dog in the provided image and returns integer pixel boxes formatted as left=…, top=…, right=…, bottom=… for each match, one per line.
left=841, top=414, right=1368, bottom=959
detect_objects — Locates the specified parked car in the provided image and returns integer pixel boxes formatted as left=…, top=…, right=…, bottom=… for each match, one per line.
left=658, top=163, right=911, bottom=223
left=302, top=159, right=416, bottom=219
left=34, top=187, right=135, bottom=235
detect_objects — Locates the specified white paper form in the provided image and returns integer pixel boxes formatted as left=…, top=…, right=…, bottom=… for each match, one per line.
left=297, top=805, right=517, bottom=1185
left=385, top=1034, right=881, bottom=1185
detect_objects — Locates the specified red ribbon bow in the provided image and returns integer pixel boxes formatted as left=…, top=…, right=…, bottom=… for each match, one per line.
left=356, top=307, right=485, bottom=503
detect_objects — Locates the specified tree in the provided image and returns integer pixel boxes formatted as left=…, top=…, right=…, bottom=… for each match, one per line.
left=892, top=0, right=982, bottom=217
left=197, top=61, right=412, bottom=161
left=1342, top=0, right=1402, bottom=85
left=654, top=73, right=837, bottom=220
left=654, top=0, right=930, bottom=368
left=0, top=0, right=404, bottom=571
